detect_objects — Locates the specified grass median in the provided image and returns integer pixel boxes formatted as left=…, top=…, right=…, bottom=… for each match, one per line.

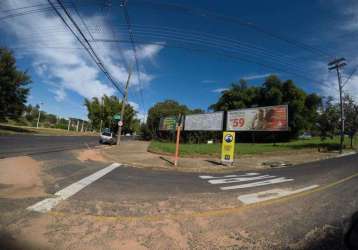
left=0, top=123, right=97, bottom=136
left=148, top=136, right=357, bottom=157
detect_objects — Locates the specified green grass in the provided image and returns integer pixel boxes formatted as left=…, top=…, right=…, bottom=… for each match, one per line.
left=148, top=136, right=357, bottom=157
left=0, top=123, right=97, bottom=136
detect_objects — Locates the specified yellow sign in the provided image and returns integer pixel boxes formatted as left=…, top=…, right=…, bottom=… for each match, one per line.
left=221, top=131, right=235, bottom=163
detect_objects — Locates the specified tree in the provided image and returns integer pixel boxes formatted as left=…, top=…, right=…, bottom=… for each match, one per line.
left=0, top=47, right=31, bottom=120
left=316, top=97, right=339, bottom=141
left=84, top=95, right=138, bottom=134
left=147, top=100, right=190, bottom=138
left=343, top=95, right=358, bottom=148
left=210, top=75, right=321, bottom=138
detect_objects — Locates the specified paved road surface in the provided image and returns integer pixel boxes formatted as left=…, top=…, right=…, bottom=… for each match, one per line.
left=0, top=134, right=99, bottom=158
left=1, top=142, right=357, bottom=248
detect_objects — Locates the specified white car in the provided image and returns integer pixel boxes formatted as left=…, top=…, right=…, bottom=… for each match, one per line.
left=99, top=130, right=117, bottom=145
left=299, top=132, right=312, bottom=140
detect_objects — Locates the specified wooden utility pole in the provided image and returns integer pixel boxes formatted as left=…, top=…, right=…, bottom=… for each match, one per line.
left=328, top=58, right=347, bottom=154
left=117, top=68, right=132, bottom=145
left=174, top=124, right=182, bottom=166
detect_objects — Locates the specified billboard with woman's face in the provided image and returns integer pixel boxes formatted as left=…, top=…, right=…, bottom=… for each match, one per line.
left=227, top=105, right=288, bottom=131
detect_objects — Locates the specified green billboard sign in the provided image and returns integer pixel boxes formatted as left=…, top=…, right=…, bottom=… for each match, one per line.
left=159, top=116, right=177, bottom=131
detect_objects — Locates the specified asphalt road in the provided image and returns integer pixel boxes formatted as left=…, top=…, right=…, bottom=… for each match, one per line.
left=1, top=142, right=358, bottom=248
left=47, top=152, right=358, bottom=248
left=0, top=134, right=99, bottom=158
left=73, top=153, right=358, bottom=201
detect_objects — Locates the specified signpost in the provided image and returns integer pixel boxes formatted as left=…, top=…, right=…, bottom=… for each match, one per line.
left=221, top=131, right=235, bottom=164
left=113, top=113, right=121, bottom=121
left=174, top=124, right=182, bottom=166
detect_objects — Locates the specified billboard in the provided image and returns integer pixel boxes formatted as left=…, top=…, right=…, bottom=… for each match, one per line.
left=184, top=112, right=224, bottom=131
left=159, top=116, right=178, bottom=131
left=227, top=105, right=288, bottom=131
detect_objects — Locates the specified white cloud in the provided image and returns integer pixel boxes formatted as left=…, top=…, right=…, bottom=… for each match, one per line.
left=51, top=87, right=67, bottom=102
left=340, top=2, right=358, bottom=31
left=321, top=72, right=358, bottom=102
left=211, top=88, right=228, bottom=93
left=128, top=101, right=139, bottom=111
left=242, top=73, right=273, bottom=80
left=136, top=112, right=147, bottom=123
left=1, top=0, right=162, bottom=106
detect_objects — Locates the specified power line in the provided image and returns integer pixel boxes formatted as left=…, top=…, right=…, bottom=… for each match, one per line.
left=92, top=27, right=321, bottom=78
left=47, top=0, right=125, bottom=96
left=94, top=38, right=329, bottom=86
left=342, top=65, right=358, bottom=88
left=121, top=0, right=146, bottom=111
left=11, top=22, right=315, bottom=76
left=131, top=0, right=333, bottom=59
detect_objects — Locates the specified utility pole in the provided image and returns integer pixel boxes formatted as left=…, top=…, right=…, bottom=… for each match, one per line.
left=81, top=120, right=84, bottom=132
left=67, top=118, right=71, bottom=131
left=100, top=96, right=104, bottom=134
left=36, top=102, right=43, bottom=129
left=76, top=120, right=79, bottom=132
left=328, top=58, right=347, bottom=154
left=117, top=68, right=132, bottom=145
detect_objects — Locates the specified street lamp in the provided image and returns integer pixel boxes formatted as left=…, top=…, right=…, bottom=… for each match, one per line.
left=36, top=102, right=44, bottom=129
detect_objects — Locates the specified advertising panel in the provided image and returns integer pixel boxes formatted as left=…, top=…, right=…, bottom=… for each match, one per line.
left=159, top=116, right=178, bottom=131
left=227, top=105, right=288, bottom=131
left=184, top=112, right=224, bottom=131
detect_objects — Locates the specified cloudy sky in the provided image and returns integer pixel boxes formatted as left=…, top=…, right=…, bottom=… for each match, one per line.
left=1, top=0, right=358, bottom=120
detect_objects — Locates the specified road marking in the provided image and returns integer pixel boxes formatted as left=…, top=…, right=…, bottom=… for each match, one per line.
left=238, top=185, right=319, bottom=204
left=49, top=173, right=358, bottom=222
left=27, top=162, right=121, bottom=213
left=199, top=173, right=259, bottom=179
left=208, top=175, right=275, bottom=184
left=220, top=177, right=294, bottom=190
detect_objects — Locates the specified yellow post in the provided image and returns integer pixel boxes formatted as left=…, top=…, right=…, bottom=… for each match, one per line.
left=221, top=131, right=235, bottom=165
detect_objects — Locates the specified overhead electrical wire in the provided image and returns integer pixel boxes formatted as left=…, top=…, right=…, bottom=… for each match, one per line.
left=2, top=1, right=340, bottom=89
left=121, top=0, right=146, bottom=112
left=47, top=0, right=125, bottom=96
left=94, top=38, right=328, bottom=86
left=131, top=0, right=333, bottom=59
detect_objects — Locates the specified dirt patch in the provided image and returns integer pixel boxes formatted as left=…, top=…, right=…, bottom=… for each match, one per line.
left=76, top=149, right=108, bottom=163
left=0, top=156, right=46, bottom=198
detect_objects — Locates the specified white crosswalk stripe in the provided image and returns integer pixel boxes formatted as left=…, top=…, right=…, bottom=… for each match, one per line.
left=199, top=173, right=259, bottom=179
left=199, top=173, right=294, bottom=191
left=220, top=177, right=294, bottom=190
left=208, top=175, right=274, bottom=184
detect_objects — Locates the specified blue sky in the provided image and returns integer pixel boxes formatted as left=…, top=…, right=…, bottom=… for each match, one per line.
left=1, top=0, right=358, bottom=121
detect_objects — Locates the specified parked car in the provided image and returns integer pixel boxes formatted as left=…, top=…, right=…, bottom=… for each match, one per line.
left=299, top=132, right=312, bottom=140
left=99, top=129, right=117, bottom=145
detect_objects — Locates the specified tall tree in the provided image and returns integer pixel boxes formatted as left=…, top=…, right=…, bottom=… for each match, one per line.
left=84, top=95, right=137, bottom=134
left=147, top=100, right=190, bottom=138
left=343, top=95, right=358, bottom=148
left=0, top=47, right=31, bottom=120
left=316, top=97, right=339, bottom=141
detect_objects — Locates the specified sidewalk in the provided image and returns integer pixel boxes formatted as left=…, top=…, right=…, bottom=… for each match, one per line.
left=100, top=141, right=356, bottom=173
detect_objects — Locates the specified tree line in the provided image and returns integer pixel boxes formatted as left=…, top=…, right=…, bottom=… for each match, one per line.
left=143, top=75, right=358, bottom=146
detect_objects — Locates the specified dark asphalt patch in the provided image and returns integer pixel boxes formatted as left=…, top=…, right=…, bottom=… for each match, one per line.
left=0, top=135, right=99, bottom=158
